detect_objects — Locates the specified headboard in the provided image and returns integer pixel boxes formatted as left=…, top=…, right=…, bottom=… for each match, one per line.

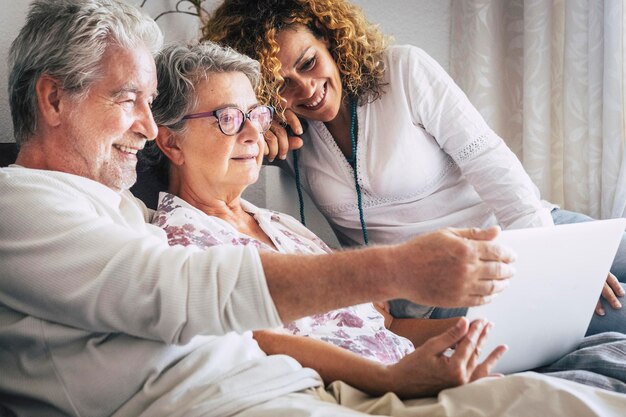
left=0, top=143, right=18, bottom=168
left=0, top=142, right=163, bottom=209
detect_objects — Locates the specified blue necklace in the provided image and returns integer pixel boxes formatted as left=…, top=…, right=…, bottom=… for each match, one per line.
left=346, top=98, right=369, bottom=245
left=293, top=97, right=369, bottom=245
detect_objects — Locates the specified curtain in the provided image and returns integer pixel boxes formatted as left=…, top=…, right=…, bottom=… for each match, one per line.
left=450, top=0, right=626, bottom=219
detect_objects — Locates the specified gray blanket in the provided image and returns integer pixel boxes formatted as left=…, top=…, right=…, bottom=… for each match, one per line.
left=535, top=332, right=626, bottom=393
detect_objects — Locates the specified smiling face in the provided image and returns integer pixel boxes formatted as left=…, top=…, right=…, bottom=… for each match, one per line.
left=174, top=72, right=264, bottom=201
left=55, top=44, right=158, bottom=191
left=275, top=24, right=344, bottom=122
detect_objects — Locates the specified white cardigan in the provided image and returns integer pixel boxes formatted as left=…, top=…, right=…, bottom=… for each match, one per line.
left=0, top=166, right=320, bottom=417
left=285, top=45, right=553, bottom=246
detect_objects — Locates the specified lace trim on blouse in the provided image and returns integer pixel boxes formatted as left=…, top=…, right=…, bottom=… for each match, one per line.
left=314, top=120, right=362, bottom=182
left=451, top=132, right=490, bottom=163
left=319, top=156, right=457, bottom=216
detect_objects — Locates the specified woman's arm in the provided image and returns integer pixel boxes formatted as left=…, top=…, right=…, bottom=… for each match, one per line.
left=253, top=330, right=390, bottom=396
left=254, top=317, right=506, bottom=399
left=402, top=46, right=553, bottom=229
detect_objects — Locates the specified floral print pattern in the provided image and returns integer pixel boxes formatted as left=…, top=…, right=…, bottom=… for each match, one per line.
left=285, top=304, right=414, bottom=364
left=153, top=192, right=414, bottom=364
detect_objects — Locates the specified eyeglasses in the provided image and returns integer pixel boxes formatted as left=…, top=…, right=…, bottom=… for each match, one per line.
left=182, top=105, right=274, bottom=136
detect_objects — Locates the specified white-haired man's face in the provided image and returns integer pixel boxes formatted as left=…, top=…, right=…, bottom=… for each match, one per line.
left=55, top=43, right=158, bottom=191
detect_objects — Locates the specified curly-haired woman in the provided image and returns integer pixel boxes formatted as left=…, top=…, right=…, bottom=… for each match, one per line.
left=202, top=0, right=626, bottom=329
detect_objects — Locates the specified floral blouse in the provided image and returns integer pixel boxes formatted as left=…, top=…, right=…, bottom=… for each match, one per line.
left=152, top=192, right=414, bottom=364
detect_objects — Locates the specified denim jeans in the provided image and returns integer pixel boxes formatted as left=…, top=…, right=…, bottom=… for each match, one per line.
left=551, top=208, right=626, bottom=282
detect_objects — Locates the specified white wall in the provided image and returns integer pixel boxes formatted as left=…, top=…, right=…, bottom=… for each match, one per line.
left=0, top=0, right=450, bottom=246
left=0, top=0, right=203, bottom=143
left=354, top=0, right=450, bottom=70
left=0, top=1, right=30, bottom=144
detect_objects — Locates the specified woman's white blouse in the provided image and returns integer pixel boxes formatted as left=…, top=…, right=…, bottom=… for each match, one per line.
left=285, top=45, right=553, bottom=246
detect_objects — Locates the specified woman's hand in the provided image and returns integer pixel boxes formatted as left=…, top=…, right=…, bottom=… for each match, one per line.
left=383, top=317, right=507, bottom=398
left=595, top=272, right=624, bottom=316
left=263, top=109, right=304, bottom=162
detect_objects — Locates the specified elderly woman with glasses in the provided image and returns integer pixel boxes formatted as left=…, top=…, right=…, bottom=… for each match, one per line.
left=141, top=41, right=509, bottom=399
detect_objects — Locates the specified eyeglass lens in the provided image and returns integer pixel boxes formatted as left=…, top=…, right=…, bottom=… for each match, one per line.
left=217, top=106, right=273, bottom=135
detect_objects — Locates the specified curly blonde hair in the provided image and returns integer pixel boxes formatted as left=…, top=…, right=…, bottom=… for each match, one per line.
left=202, top=0, right=389, bottom=119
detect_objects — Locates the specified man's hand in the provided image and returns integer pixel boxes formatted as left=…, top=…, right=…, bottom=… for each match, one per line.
left=392, top=226, right=516, bottom=308
left=595, top=272, right=624, bottom=316
left=384, top=317, right=507, bottom=398
left=263, top=109, right=304, bottom=162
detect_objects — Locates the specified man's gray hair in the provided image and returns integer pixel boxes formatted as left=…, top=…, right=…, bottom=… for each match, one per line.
left=8, top=0, right=163, bottom=145
left=142, top=41, right=261, bottom=185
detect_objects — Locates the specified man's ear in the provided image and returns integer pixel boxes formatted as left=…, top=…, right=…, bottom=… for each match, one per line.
left=155, top=126, right=184, bottom=166
left=35, top=75, right=63, bottom=127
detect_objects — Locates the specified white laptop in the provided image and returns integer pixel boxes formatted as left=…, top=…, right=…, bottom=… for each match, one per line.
left=465, top=218, right=626, bottom=374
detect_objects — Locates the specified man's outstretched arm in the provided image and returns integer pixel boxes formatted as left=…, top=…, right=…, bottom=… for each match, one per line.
left=261, top=226, right=516, bottom=323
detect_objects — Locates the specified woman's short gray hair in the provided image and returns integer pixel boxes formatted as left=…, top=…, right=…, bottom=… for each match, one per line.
left=151, top=41, right=261, bottom=130
left=142, top=41, right=261, bottom=184
left=8, top=0, right=163, bottom=145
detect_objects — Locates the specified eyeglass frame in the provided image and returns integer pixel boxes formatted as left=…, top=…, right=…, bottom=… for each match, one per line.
left=181, top=105, right=275, bottom=136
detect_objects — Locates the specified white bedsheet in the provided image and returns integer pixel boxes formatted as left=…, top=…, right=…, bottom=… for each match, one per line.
left=157, top=371, right=626, bottom=416
left=311, top=372, right=626, bottom=416
left=418, top=372, right=626, bottom=417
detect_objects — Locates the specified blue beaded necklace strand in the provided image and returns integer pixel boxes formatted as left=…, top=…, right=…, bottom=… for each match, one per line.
left=292, top=97, right=369, bottom=245
left=292, top=148, right=306, bottom=226
left=346, top=98, right=369, bottom=245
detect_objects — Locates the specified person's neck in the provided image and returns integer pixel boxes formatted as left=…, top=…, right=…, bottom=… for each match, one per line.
left=15, top=135, right=124, bottom=190
left=324, top=99, right=354, bottom=160
left=170, top=180, right=249, bottom=229
left=169, top=177, right=277, bottom=250
left=15, top=136, right=54, bottom=170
